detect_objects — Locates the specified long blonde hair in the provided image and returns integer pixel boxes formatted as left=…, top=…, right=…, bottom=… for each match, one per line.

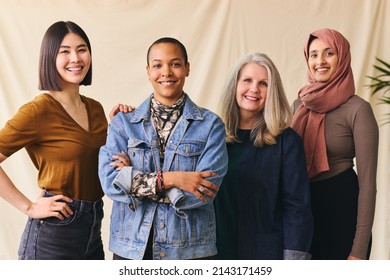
left=221, top=53, right=292, bottom=147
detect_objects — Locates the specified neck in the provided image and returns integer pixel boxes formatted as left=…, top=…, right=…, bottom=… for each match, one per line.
left=239, top=112, right=255, bottom=129
left=49, top=89, right=83, bottom=108
left=238, top=122, right=253, bottom=130
left=153, top=92, right=184, bottom=106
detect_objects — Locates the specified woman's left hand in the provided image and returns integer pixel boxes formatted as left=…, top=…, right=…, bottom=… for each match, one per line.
left=110, top=151, right=131, bottom=170
left=162, top=171, right=219, bottom=202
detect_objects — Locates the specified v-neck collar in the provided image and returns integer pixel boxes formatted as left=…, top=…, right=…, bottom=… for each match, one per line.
left=45, top=93, right=91, bottom=134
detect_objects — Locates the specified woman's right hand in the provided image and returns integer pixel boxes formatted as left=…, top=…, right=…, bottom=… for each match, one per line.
left=110, top=151, right=131, bottom=170
left=27, top=191, right=74, bottom=220
left=163, top=171, right=219, bottom=202
left=0, top=154, right=73, bottom=220
left=109, top=104, right=136, bottom=121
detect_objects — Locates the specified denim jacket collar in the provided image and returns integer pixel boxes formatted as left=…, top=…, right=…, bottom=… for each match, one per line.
left=130, top=93, right=204, bottom=123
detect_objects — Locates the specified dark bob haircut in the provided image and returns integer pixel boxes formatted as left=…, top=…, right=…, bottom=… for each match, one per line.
left=146, top=37, right=188, bottom=66
left=38, top=21, right=92, bottom=91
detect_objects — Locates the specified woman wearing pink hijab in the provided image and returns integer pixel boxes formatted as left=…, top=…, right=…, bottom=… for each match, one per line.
left=291, top=29, right=379, bottom=260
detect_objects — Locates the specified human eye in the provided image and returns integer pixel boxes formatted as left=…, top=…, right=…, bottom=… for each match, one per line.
left=171, top=61, right=182, bottom=67
left=59, top=48, right=69, bottom=54
left=259, top=80, right=268, bottom=87
left=78, top=47, right=87, bottom=53
left=153, top=63, right=162, bottom=69
left=325, top=51, right=334, bottom=57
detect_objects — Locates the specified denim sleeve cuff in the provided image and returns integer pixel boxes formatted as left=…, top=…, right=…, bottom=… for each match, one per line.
left=113, top=166, right=141, bottom=194
left=165, top=187, right=185, bottom=207
left=283, top=249, right=312, bottom=260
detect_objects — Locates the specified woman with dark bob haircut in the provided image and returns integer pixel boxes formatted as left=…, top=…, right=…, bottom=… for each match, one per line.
left=0, top=21, right=108, bottom=259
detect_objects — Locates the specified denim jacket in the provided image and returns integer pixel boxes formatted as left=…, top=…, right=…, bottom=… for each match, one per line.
left=99, top=94, right=228, bottom=259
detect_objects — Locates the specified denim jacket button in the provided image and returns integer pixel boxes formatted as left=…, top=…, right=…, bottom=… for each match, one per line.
left=159, top=252, right=166, bottom=257
left=159, top=223, right=165, bottom=229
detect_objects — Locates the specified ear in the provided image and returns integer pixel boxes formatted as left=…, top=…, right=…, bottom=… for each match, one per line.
left=146, top=65, right=150, bottom=75
left=186, top=62, right=190, bottom=77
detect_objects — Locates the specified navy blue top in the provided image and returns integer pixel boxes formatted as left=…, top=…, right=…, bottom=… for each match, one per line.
left=214, top=128, right=313, bottom=259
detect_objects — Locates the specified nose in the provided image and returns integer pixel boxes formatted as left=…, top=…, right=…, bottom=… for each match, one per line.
left=70, top=51, right=81, bottom=63
left=249, top=83, right=259, bottom=93
left=316, top=54, right=326, bottom=64
left=161, top=65, right=172, bottom=77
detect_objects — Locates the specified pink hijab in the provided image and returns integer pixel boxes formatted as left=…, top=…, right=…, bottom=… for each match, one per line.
left=291, top=29, right=355, bottom=179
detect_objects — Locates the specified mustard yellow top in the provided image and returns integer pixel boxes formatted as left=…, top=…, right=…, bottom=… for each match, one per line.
left=0, top=93, right=107, bottom=201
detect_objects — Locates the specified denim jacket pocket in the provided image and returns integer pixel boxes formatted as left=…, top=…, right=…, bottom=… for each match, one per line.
left=127, top=138, right=152, bottom=171
left=173, top=140, right=205, bottom=171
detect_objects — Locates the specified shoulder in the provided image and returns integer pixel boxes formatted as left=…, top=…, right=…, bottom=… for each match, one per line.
left=277, top=128, right=307, bottom=160
left=28, top=93, right=52, bottom=106
left=110, top=105, right=144, bottom=131
left=199, top=106, right=221, bottom=120
left=291, top=99, right=302, bottom=114
left=337, top=95, right=375, bottom=117
left=341, top=95, right=371, bottom=110
left=198, top=107, right=225, bottom=130
left=3, top=94, right=50, bottom=128
left=184, top=96, right=223, bottom=123
left=17, top=93, right=52, bottom=114
left=277, top=127, right=304, bottom=150
left=81, top=95, right=104, bottom=110
left=279, top=127, right=302, bottom=141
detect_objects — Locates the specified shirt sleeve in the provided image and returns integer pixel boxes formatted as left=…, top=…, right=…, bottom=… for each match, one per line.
left=0, top=102, right=38, bottom=156
left=350, top=101, right=379, bottom=259
left=131, top=172, right=165, bottom=201
left=281, top=129, right=313, bottom=254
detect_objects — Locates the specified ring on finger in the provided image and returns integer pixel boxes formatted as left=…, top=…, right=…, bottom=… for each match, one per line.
left=198, top=186, right=206, bottom=193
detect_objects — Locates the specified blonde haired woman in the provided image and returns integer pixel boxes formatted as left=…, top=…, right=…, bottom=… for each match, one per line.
left=214, top=53, right=313, bottom=259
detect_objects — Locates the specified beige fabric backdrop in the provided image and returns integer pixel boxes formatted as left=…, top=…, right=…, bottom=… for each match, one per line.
left=0, top=0, right=389, bottom=259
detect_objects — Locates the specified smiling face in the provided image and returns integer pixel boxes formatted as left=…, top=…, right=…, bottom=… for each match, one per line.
left=308, top=38, right=339, bottom=82
left=236, top=62, right=268, bottom=125
left=55, top=32, right=91, bottom=89
left=146, top=42, right=190, bottom=105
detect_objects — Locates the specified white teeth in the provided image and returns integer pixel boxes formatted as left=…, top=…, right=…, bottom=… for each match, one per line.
left=316, top=68, right=328, bottom=72
left=67, top=67, right=81, bottom=71
left=160, top=81, right=174, bottom=85
left=245, top=96, right=259, bottom=101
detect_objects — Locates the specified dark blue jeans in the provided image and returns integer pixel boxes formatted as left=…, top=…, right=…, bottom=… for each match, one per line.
left=18, top=192, right=104, bottom=260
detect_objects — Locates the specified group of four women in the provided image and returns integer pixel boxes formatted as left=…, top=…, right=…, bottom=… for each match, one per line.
left=0, top=21, right=378, bottom=260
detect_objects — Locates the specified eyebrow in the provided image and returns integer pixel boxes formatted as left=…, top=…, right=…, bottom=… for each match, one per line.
left=309, top=47, right=332, bottom=54
left=59, top=44, right=88, bottom=49
left=241, top=76, right=268, bottom=81
left=151, top=57, right=182, bottom=61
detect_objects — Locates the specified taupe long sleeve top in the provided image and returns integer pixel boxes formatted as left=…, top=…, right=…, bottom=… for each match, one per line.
left=292, top=95, right=379, bottom=259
